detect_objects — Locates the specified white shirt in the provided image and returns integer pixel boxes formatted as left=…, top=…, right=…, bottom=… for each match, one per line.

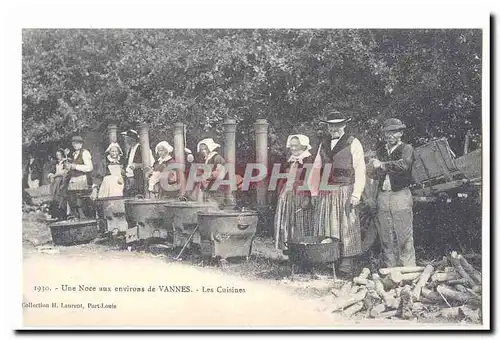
left=382, top=142, right=402, bottom=191
left=330, top=135, right=366, bottom=200
left=126, top=143, right=155, bottom=178
left=72, top=149, right=93, bottom=173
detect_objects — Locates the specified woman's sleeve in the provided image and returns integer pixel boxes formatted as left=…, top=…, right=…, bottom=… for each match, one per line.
left=211, top=155, right=226, bottom=179
left=276, top=163, right=289, bottom=196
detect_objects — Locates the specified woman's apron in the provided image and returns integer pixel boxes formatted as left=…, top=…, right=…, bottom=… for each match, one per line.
left=98, top=164, right=124, bottom=198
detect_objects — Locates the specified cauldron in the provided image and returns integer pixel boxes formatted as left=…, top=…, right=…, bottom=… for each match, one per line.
left=197, top=209, right=258, bottom=260
left=164, top=201, right=219, bottom=247
left=95, top=196, right=127, bottom=235
left=49, top=219, right=100, bottom=246
left=285, top=236, right=340, bottom=265
left=124, top=197, right=177, bottom=243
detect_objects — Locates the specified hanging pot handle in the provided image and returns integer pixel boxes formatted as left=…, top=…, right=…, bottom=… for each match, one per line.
left=237, top=224, right=250, bottom=230
left=135, top=194, right=145, bottom=200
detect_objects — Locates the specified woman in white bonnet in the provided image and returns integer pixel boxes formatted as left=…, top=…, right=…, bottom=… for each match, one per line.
left=148, top=141, right=178, bottom=198
left=274, top=134, right=315, bottom=251
left=194, top=138, right=226, bottom=206
left=91, top=142, right=126, bottom=199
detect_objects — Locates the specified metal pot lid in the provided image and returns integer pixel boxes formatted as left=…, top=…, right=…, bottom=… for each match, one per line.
left=197, top=209, right=257, bottom=217
left=50, top=219, right=98, bottom=227
left=94, top=195, right=126, bottom=202
left=164, top=201, right=218, bottom=208
left=124, top=198, right=171, bottom=205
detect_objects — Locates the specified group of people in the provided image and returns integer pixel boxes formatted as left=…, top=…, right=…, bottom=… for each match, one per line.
left=29, top=109, right=415, bottom=274
left=274, top=110, right=416, bottom=276
left=42, top=128, right=228, bottom=221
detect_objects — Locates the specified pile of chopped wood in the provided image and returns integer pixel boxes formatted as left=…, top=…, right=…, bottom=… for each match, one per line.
left=328, top=251, right=482, bottom=323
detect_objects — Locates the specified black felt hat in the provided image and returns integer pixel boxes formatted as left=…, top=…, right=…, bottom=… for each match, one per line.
left=319, top=109, right=352, bottom=124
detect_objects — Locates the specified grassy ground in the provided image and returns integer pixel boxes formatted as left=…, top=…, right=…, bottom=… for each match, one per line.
left=22, top=198, right=483, bottom=327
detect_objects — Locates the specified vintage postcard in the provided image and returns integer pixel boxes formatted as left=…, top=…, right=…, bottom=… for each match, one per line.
left=8, top=1, right=491, bottom=331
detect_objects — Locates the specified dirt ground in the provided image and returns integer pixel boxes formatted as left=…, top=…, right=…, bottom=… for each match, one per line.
left=21, top=210, right=481, bottom=329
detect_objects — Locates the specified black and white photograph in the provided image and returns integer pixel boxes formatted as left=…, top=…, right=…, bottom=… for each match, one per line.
left=6, top=1, right=492, bottom=331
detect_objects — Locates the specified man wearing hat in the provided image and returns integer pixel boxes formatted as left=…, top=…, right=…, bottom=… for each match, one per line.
left=65, top=135, right=94, bottom=219
left=367, top=118, right=416, bottom=267
left=313, top=110, right=366, bottom=277
left=121, top=129, right=154, bottom=197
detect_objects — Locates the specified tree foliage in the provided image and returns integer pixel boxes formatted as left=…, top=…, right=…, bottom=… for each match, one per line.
left=22, top=29, right=482, bottom=162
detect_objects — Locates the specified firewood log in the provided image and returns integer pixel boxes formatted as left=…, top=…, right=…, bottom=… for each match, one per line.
left=431, top=271, right=460, bottom=282
left=446, top=278, right=469, bottom=286
left=378, top=310, right=398, bottom=319
left=421, top=287, right=443, bottom=302
left=350, top=285, right=361, bottom=295
left=379, top=266, right=425, bottom=276
left=372, top=274, right=399, bottom=309
left=397, top=286, right=414, bottom=320
left=450, top=252, right=476, bottom=287
left=443, top=266, right=456, bottom=273
left=369, top=303, right=386, bottom=318
left=390, top=271, right=422, bottom=284
left=342, top=301, right=364, bottom=317
left=357, top=267, right=371, bottom=280
left=349, top=268, right=371, bottom=294
left=364, top=288, right=381, bottom=311
left=455, top=284, right=468, bottom=294
left=381, top=275, right=397, bottom=290
left=412, top=264, right=434, bottom=301
left=458, top=255, right=482, bottom=284
left=353, top=278, right=375, bottom=286
left=395, top=287, right=404, bottom=297
left=330, top=288, right=367, bottom=313
left=436, top=285, right=480, bottom=305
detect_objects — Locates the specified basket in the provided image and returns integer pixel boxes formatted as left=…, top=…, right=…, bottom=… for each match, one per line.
left=286, top=236, right=340, bottom=264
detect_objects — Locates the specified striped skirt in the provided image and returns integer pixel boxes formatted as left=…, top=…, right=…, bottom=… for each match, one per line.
left=274, top=190, right=314, bottom=250
left=313, top=184, right=361, bottom=257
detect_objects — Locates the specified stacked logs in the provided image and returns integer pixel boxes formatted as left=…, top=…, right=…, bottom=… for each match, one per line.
left=328, top=251, right=482, bottom=323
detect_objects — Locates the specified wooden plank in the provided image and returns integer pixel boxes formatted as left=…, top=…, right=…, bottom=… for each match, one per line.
left=411, top=179, right=469, bottom=197
left=411, top=139, right=459, bottom=184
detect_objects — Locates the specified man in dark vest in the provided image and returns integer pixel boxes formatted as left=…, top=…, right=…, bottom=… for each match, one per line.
left=121, top=129, right=154, bottom=197
left=367, top=118, right=415, bottom=267
left=66, top=135, right=94, bottom=219
left=313, top=110, right=366, bottom=277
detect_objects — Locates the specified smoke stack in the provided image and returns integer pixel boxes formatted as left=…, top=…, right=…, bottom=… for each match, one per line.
left=254, top=119, right=269, bottom=207
left=138, top=123, right=152, bottom=195
left=223, top=118, right=237, bottom=208
left=107, top=124, right=118, bottom=144
left=174, top=122, right=187, bottom=197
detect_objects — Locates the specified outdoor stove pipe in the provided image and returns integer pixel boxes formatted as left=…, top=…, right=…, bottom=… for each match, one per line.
left=223, top=118, right=237, bottom=208
left=174, top=122, right=187, bottom=197
left=138, top=123, right=153, bottom=195
left=107, top=124, right=118, bottom=144
left=254, top=119, right=269, bottom=208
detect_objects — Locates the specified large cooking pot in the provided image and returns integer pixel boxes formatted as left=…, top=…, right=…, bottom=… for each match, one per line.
left=95, top=196, right=127, bottom=235
left=197, top=209, right=258, bottom=259
left=285, top=236, right=340, bottom=265
left=124, top=196, right=177, bottom=243
left=49, top=219, right=100, bottom=246
left=164, top=201, right=219, bottom=247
